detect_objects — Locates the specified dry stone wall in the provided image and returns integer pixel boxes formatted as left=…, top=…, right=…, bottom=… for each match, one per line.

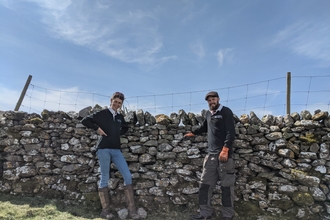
left=0, top=108, right=330, bottom=219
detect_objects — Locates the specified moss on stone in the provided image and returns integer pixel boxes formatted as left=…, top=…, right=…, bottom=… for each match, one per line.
left=272, top=200, right=295, bottom=211
left=41, top=109, right=50, bottom=120
left=235, top=200, right=264, bottom=218
left=292, top=191, right=314, bottom=206
left=299, top=133, right=317, bottom=143
left=81, top=192, right=100, bottom=211
left=291, top=169, right=306, bottom=177
left=28, top=117, right=44, bottom=124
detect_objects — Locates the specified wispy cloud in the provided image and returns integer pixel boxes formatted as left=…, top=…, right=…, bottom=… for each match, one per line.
left=21, top=0, right=175, bottom=68
left=190, top=41, right=205, bottom=59
left=216, top=48, right=234, bottom=66
left=272, top=20, right=330, bottom=67
left=179, top=2, right=207, bottom=25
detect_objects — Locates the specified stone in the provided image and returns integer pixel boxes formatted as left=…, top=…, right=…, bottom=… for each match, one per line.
left=125, top=111, right=137, bottom=124
left=78, top=106, right=92, bottom=118
left=145, top=111, right=156, bottom=125
left=262, top=114, right=275, bottom=125
left=301, top=110, right=312, bottom=120
left=292, top=191, right=314, bottom=206
left=278, top=149, right=295, bottom=159
left=136, top=109, right=145, bottom=125
left=312, top=111, right=328, bottom=121
left=284, top=114, right=294, bottom=127
left=178, top=109, right=190, bottom=125
left=155, top=114, right=171, bottom=126
left=1, top=109, right=330, bottom=220
left=240, top=114, right=249, bottom=124
left=310, top=187, right=326, bottom=201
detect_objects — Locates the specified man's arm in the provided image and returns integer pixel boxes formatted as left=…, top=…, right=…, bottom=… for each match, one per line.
left=184, top=113, right=208, bottom=137
left=219, top=108, right=235, bottom=162
left=223, top=108, right=235, bottom=149
left=192, top=117, right=208, bottom=135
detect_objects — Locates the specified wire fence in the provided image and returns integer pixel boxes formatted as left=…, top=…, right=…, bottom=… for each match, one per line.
left=20, top=75, right=330, bottom=118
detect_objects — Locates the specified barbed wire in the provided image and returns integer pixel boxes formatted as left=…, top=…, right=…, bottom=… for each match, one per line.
left=20, top=75, right=330, bottom=117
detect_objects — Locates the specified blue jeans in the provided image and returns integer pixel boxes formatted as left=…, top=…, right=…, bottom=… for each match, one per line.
left=96, top=148, right=132, bottom=188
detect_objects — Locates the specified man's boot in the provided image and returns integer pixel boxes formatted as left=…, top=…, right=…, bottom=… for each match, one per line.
left=98, top=187, right=113, bottom=219
left=124, top=184, right=141, bottom=219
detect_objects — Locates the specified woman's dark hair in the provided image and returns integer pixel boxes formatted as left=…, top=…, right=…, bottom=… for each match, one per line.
left=111, top=92, right=125, bottom=101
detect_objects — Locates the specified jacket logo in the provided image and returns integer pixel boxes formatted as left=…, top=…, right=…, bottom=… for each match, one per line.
left=214, top=115, right=222, bottom=119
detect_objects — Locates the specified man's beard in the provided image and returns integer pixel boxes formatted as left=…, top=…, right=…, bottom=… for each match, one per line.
left=209, top=103, right=220, bottom=111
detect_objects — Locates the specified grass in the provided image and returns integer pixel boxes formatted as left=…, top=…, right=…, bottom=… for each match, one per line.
left=0, top=192, right=323, bottom=220
left=0, top=192, right=191, bottom=220
left=0, top=193, right=98, bottom=220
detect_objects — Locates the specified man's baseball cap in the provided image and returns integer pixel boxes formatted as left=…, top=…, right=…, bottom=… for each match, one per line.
left=205, top=91, right=219, bottom=100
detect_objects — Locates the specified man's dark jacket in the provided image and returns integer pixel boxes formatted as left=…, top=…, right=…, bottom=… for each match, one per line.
left=193, top=106, right=235, bottom=156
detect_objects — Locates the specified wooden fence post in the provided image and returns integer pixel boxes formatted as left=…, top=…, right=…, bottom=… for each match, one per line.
left=14, top=75, right=33, bottom=111
left=286, top=72, right=291, bottom=115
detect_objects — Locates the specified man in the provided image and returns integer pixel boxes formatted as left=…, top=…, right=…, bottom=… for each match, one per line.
left=185, top=91, right=236, bottom=220
left=81, top=92, right=140, bottom=219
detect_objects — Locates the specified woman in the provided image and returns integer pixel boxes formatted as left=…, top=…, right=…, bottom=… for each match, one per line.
left=81, top=92, right=140, bottom=219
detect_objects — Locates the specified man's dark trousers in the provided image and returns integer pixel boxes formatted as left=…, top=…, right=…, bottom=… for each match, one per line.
left=198, top=154, right=235, bottom=219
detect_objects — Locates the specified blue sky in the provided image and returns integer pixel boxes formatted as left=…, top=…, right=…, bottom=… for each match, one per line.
left=1, top=0, right=330, bottom=117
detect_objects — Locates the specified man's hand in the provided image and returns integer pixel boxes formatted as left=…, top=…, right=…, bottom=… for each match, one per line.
left=219, top=147, right=229, bottom=162
left=97, top=127, right=107, bottom=136
left=184, top=132, right=195, bottom=137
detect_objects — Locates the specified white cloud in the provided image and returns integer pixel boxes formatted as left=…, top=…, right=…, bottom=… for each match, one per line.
left=272, top=20, right=330, bottom=67
left=216, top=48, right=234, bottom=66
left=179, top=2, right=207, bottom=25
left=22, top=0, right=175, bottom=68
left=190, top=41, right=205, bottom=59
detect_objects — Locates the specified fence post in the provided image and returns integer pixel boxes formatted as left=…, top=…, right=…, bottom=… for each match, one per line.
left=14, top=75, right=33, bottom=111
left=286, top=72, right=291, bottom=115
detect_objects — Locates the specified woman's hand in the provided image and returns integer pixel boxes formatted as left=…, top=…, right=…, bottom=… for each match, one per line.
left=97, top=127, right=107, bottom=136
